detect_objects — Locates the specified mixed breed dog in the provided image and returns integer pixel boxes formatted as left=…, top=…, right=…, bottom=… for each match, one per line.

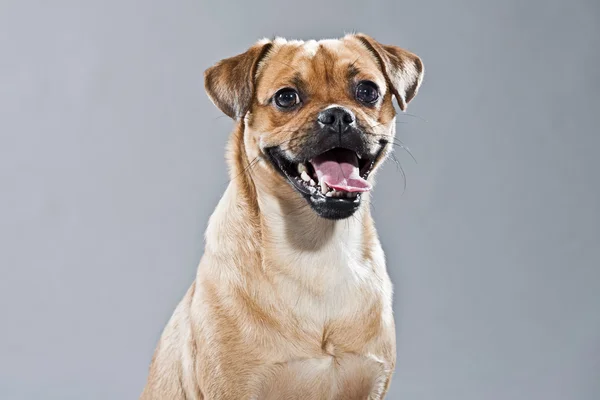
left=140, top=33, right=424, bottom=399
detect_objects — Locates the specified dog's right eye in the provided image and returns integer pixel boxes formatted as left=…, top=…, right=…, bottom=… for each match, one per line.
left=274, top=88, right=300, bottom=109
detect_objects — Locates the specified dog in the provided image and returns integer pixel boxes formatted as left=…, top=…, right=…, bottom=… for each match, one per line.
left=140, top=33, right=424, bottom=400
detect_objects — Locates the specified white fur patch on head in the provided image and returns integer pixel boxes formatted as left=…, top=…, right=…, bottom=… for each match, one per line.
left=273, top=37, right=305, bottom=47
left=260, top=37, right=347, bottom=50
left=256, top=37, right=271, bottom=45
left=318, top=38, right=342, bottom=47
left=303, top=40, right=319, bottom=57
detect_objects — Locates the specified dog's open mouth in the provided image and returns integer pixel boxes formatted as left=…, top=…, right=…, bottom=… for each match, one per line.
left=266, top=146, right=384, bottom=219
left=292, top=148, right=374, bottom=198
left=265, top=140, right=390, bottom=219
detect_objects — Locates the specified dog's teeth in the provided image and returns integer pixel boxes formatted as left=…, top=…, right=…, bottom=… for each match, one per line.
left=321, top=181, right=329, bottom=195
left=329, top=189, right=347, bottom=198
left=309, top=179, right=316, bottom=186
left=297, top=163, right=307, bottom=175
left=300, top=171, right=311, bottom=182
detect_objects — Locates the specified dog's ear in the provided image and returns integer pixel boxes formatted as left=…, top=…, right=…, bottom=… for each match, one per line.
left=204, top=40, right=273, bottom=120
left=353, top=34, right=424, bottom=111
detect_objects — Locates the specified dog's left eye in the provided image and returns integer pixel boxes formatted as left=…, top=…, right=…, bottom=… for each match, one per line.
left=355, top=81, right=379, bottom=104
left=274, top=88, right=300, bottom=109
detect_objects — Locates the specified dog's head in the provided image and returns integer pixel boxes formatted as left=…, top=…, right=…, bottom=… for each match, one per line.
left=205, top=34, right=424, bottom=220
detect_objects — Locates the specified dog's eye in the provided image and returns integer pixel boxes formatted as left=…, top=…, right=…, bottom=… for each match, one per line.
left=355, top=81, right=379, bottom=104
left=274, top=88, right=300, bottom=109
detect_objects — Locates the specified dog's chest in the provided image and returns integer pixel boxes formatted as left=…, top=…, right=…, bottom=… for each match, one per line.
left=270, top=228, right=384, bottom=323
left=272, top=256, right=380, bottom=332
left=256, top=247, right=391, bottom=398
left=258, top=350, right=388, bottom=399
left=246, top=203, right=393, bottom=397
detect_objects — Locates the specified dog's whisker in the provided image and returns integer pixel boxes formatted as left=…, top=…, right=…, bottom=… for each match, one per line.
left=369, top=199, right=377, bottom=214
left=366, top=121, right=409, bottom=130
left=400, top=112, right=428, bottom=123
left=212, top=115, right=230, bottom=121
left=350, top=212, right=369, bottom=232
left=390, top=152, right=407, bottom=193
left=365, top=133, right=417, bottom=164
left=388, top=142, right=417, bottom=164
left=229, top=156, right=260, bottom=183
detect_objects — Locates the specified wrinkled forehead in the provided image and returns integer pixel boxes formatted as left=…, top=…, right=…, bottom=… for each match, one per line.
left=255, top=38, right=386, bottom=101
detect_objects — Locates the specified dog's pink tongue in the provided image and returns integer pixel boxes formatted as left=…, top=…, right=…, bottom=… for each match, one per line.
left=310, top=149, right=371, bottom=193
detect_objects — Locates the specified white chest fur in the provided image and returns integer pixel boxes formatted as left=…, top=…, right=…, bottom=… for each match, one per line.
left=258, top=191, right=391, bottom=328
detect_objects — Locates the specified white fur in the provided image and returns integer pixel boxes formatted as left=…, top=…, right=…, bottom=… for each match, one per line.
left=257, top=192, right=391, bottom=328
left=303, top=40, right=319, bottom=57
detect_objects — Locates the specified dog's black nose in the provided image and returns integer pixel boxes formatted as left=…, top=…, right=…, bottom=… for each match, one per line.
left=317, top=107, right=355, bottom=133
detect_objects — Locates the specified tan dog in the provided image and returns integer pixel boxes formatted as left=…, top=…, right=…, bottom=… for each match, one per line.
left=140, top=33, right=424, bottom=400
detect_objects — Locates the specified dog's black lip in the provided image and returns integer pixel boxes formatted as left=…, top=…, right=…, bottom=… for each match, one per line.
left=265, top=147, right=314, bottom=196
left=359, top=141, right=387, bottom=178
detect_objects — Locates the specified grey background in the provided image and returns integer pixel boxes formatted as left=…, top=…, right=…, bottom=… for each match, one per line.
left=1, top=0, right=599, bottom=399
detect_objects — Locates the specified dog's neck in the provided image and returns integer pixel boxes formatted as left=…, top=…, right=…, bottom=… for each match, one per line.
left=204, top=123, right=380, bottom=286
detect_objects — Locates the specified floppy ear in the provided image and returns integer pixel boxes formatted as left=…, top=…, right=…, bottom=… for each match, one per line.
left=204, top=41, right=273, bottom=120
left=353, top=34, right=424, bottom=111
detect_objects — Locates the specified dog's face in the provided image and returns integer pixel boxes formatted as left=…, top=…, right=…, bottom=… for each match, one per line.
left=205, top=34, right=424, bottom=219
